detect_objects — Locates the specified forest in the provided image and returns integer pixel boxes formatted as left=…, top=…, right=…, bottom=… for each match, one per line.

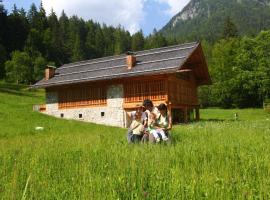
left=0, top=2, right=269, bottom=108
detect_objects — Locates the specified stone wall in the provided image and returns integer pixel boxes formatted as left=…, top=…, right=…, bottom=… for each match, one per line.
left=44, top=84, right=127, bottom=127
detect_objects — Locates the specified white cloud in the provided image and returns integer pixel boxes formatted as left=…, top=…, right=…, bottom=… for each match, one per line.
left=156, top=0, right=190, bottom=16
left=42, top=0, right=145, bottom=34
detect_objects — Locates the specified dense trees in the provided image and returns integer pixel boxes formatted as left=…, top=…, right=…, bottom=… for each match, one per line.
left=200, top=31, right=270, bottom=108
left=0, top=2, right=168, bottom=84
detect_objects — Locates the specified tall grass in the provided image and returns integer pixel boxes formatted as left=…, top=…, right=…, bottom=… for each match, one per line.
left=0, top=82, right=270, bottom=199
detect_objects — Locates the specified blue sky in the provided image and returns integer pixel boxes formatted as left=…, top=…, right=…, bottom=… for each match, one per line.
left=3, top=0, right=190, bottom=35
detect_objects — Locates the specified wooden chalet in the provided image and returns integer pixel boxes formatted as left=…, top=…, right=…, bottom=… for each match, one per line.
left=33, top=42, right=211, bottom=127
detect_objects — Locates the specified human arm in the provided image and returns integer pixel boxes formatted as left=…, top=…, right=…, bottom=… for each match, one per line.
left=127, top=111, right=135, bottom=120
left=165, top=114, right=172, bottom=131
left=143, top=112, right=148, bottom=127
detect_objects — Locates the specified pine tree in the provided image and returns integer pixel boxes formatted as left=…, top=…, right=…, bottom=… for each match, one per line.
left=222, top=16, right=238, bottom=39
left=45, top=9, right=65, bottom=65
left=102, top=25, right=115, bottom=56
left=94, top=26, right=105, bottom=57
left=131, top=30, right=144, bottom=51
left=37, top=2, right=48, bottom=32
left=144, top=29, right=167, bottom=49
left=6, top=4, right=29, bottom=52
left=27, top=3, right=38, bottom=30
left=72, top=34, right=84, bottom=62
left=59, top=10, right=70, bottom=64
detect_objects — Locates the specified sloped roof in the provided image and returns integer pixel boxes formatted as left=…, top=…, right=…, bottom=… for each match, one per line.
left=34, top=42, right=209, bottom=88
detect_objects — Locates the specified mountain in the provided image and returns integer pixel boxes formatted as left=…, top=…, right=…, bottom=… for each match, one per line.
left=160, top=0, right=270, bottom=42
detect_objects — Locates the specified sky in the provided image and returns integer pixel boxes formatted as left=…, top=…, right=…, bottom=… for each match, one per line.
left=3, top=0, right=190, bottom=35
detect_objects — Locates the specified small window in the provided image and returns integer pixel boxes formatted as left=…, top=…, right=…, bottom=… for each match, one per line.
left=60, top=113, right=64, bottom=118
left=79, top=114, right=83, bottom=118
left=101, top=112, right=105, bottom=117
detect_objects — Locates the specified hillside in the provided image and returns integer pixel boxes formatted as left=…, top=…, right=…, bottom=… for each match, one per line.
left=1, top=83, right=270, bottom=198
left=160, top=0, right=270, bottom=42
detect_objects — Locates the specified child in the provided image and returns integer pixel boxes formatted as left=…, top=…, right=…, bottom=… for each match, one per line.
left=148, top=113, right=168, bottom=142
left=129, top=111, right=145, bottom=143
left=127, top=104, right=147, bottom=143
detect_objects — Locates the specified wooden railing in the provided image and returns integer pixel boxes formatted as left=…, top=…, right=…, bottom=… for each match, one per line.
left=124, top=79, right=167, bottom=104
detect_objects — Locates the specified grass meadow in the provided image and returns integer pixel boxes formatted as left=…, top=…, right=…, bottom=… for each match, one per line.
left=0, top=82, right=270, bottom=199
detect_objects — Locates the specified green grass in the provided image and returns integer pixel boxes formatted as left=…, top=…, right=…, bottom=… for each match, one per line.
left=1, top=82, right=270, bottom=199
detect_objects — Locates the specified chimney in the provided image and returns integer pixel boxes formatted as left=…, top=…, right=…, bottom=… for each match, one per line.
left=45, top=66, right=55, bottom=80
left=126, top=52, right=136, bottom=69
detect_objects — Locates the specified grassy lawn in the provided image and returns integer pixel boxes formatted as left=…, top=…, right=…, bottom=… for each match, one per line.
left=0, top=82, right=270, bottom=199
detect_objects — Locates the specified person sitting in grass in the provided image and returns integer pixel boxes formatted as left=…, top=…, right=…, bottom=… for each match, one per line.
left=126, top=104, right=147, bottom=143
left=128, top=110, right=145, bottom=143
left=141, top=99, right=160, bottom=143
left=153, top=103, right=172, bottom=143
left=148, top=112, right=169, bottom=142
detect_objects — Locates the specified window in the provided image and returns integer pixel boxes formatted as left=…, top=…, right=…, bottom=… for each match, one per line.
left=60, top=113, right=64, bottom=118
left=79, top=114, right=82, bottom=118
left=101, top=112, right=105, bottom=117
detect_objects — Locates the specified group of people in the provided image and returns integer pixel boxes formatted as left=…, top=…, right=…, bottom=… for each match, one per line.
left=127, top=99, right=172, bottom=143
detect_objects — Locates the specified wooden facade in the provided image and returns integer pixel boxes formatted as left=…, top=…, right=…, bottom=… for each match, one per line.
left=58, top=84, right=107, bottom=109
left=48, top=72, right=201, bottom=123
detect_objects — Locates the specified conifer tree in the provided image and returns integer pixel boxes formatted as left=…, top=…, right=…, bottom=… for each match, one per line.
left=222, top=16, right=238, bottom=39
left=131, top=30, right=144, bottom=51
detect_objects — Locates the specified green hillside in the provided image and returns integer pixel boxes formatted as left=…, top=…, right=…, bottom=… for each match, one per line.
left=161, top=0, right=270, bottom=42
left=1, top=82, right=270, bottom=199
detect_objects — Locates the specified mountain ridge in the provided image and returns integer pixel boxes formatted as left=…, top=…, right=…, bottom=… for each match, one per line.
left=160, top=0, right=270, bottom=42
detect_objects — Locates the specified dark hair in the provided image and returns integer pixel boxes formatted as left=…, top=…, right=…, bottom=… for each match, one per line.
left=157, top=103, right=167, bottom=111
left=143, top=99, right=153, bottom=108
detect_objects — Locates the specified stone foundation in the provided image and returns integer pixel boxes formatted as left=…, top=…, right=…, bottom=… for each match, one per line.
left=44, top=84, right=127, bottom=127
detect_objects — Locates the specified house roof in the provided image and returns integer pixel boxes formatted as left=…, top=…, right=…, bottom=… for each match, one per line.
left=33, top=41, right=211, bottom=88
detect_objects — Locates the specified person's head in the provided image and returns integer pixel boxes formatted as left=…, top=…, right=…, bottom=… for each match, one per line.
left=143, top=99, right=154, bottom=111
left=157, top=103, right=167, bottom=115
left=135, top=104, right=144, bottom=113
left=134, top=110, right=142, bottom=120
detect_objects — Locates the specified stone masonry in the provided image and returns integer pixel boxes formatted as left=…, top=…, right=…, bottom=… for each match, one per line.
left=44, top=84, right=126, bottom=127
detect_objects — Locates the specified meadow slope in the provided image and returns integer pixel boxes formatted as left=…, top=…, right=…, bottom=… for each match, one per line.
left=0, top=82, right=270, bottom=199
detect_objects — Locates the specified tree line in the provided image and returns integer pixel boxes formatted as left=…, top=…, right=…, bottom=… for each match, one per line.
left=0, top=2, right=171, bottom=84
